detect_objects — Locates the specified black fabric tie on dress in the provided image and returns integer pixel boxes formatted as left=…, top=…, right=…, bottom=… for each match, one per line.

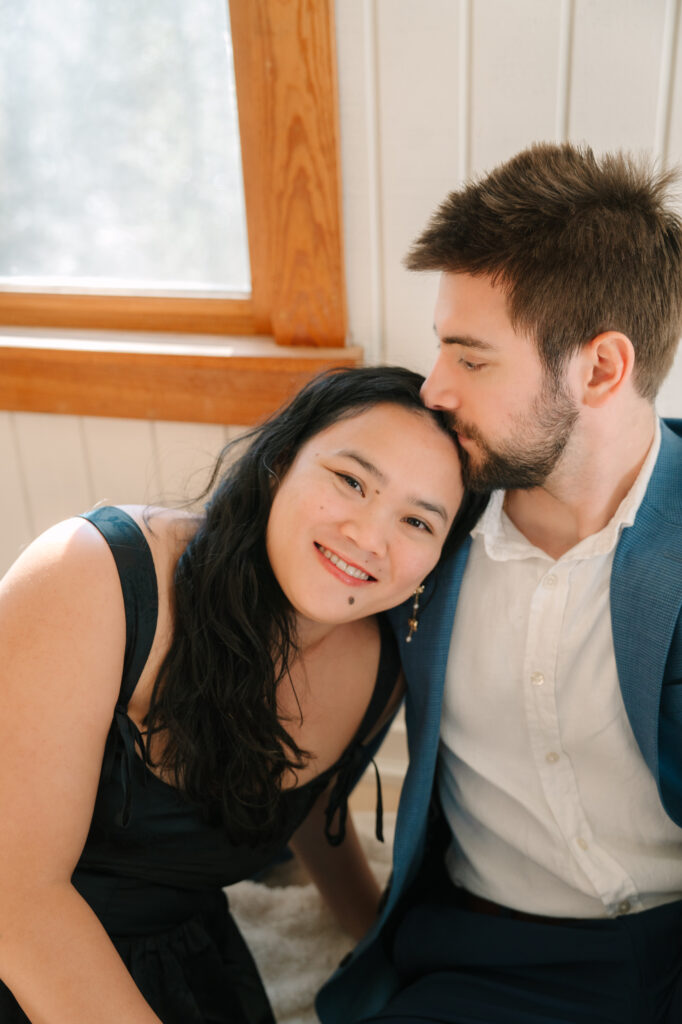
left=105, top=706, right=148, bottom=828
left=323, top=747, right=384, bottom=847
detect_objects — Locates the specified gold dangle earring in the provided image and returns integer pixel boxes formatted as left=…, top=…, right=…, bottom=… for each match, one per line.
left=405, top=584, right=425, bottom=643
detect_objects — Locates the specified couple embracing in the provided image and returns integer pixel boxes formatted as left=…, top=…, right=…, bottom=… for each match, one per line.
left=1, top=141, right=681, bottom=1024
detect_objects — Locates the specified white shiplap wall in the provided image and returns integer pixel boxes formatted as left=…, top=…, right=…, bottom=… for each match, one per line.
left=0, top=412, right=243, bottom=575
left=2, top=0, right=682, bottom=564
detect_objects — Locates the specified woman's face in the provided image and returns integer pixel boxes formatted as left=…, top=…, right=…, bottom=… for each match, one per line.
left=266, top=403, right=463, bottom=630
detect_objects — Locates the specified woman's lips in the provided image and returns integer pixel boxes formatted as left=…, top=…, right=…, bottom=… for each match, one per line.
left=313, top=543, right=376, bottom=585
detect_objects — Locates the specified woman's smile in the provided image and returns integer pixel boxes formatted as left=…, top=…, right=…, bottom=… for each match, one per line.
left=313, top=542, right=377, bottom=583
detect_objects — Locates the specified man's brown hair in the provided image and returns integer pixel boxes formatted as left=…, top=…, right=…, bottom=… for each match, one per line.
left=405, top=142, right=682, bottom=401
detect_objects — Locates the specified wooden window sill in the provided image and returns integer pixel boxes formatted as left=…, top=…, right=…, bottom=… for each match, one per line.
left=0, top=330, right=362, bottom=425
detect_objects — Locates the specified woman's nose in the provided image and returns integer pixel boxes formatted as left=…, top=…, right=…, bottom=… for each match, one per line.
left=340, top=511, right=388, bottom=559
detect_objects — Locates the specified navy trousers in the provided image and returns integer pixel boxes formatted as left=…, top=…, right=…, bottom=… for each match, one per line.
left=360, top=870, right=682, bottom=1024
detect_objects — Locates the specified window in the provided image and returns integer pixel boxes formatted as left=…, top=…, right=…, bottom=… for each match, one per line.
left=0, top=0, right=355, bottom=425
left=1, top=0, right=251, bottom=300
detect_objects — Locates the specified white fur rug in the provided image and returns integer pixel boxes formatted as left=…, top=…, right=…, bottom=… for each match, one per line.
left=228, top=812, right=394, bottom=1024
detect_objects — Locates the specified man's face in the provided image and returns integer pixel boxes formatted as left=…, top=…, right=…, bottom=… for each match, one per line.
left=422, top=272, right=579, bottom=492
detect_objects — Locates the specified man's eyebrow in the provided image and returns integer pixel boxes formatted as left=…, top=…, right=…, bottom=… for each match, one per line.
left=432, top=327, right=496, bottom=352
left=337, top=451, right=449, bottom=523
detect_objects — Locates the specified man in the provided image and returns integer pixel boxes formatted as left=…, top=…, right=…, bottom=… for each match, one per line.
left=316, top=143, right=682, bottom=1023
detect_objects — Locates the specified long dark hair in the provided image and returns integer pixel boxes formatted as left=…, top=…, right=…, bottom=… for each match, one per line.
left=144, top=366, right=485, bottom=843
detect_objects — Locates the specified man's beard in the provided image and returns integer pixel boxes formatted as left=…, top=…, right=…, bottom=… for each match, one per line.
left=451, top=379, right=579, bottom=493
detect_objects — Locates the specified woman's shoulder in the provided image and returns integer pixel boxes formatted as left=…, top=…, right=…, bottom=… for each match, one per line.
left=0, top=505, right=200, bottom=640
left=2, top=513, right=123, bottom=593
left=0, top=515, right=130, bottom=729
left=0, top=514, right=140, bottom=663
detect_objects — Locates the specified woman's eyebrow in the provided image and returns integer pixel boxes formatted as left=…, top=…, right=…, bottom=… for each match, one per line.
left=337, top=450, right=449, bottom=523
left=336, top=450, right=387, bottom=483
left=409, top=497, right=448, bottom=522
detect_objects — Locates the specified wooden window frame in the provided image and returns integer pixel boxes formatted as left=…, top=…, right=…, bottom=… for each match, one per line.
left=0, top=0, right=358, bottom=425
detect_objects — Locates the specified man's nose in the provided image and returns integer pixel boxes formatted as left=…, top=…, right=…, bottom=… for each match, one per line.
left=420, top=355, right=460, bottom=411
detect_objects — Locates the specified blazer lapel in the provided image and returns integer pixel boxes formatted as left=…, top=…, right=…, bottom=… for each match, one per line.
left=611, top=420, right=682, bottom=777
left=384, top=539, right=472, bottom=909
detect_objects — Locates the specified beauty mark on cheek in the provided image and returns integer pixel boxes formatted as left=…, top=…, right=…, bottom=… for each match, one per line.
left=348, top=597, right=355, bottom=605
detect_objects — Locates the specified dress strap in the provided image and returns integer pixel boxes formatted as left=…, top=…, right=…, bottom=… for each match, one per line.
left=80, top=507, right=159, bottom=828
left=80, top=506, right=158, bottom=709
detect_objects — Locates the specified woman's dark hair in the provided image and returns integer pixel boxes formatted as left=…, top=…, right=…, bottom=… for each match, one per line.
left=144, top=365, right=484, bottom=844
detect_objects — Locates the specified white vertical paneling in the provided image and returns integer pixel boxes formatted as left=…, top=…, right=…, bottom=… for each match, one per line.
left=211, top=425, right=251, bottom=477
left=568, top=0, right=668, bottom=152
left=12, top=412, right=94, bottom=537
left=469, top=0, right=564, bottom=174
left=665, top=0, right=682, bottom=166
left=81, top=416, right=157, bottom=506
left=655, top=0, right=682, bottom=416
left=335, top=0, right=384, bottom=362
left=376, top=0, right=462, bottom=372
left=458, top=0, right=472, bottom=182
left=3, top=414, right=243, bottom=570
left=652, top=0, right=680, bottom=163
left=224, top=425, right=249, bottom=444
left=555, top=0, right=575, bottom=141
left=151, top=421, right=228, bottom=506
left=0, top=413, right=33, bottom=575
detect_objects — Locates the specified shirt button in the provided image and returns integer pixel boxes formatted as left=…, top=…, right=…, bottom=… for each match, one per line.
left=543, top=574, right=558, bottom=588
left=545, top=751, right=560, bottom=764
left=576, top=837, right=589, bottom=850
left=531, top=672, right=545, bottom=686
left=618, top=900, right=631, bottom=915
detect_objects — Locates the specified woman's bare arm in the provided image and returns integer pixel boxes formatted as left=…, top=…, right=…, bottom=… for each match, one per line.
left=289, top=667, right=405, bottom=941
left=288, top=786, right=382, bottom=941
left=0, top=519, right=162, bottom=1023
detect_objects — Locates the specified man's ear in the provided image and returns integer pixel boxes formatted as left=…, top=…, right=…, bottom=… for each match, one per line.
left=578, top=331, right=635, bottom=408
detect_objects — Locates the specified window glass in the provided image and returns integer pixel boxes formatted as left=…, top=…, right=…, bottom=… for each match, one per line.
left=0, top=0, right=250, bottom=297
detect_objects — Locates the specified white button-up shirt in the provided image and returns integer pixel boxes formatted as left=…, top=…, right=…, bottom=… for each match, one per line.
left=439, top=419, right=682, bottom=918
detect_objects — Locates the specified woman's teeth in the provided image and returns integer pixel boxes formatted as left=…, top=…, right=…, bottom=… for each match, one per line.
left=317, top=545, right=371, bottom=580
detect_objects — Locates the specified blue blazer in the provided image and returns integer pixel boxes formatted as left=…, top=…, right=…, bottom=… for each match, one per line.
left=317, top=418, right=682, bottom=1024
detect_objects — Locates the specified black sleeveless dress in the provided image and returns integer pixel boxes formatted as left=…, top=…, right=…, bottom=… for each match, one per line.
left=0, top=506, right=400, bottom=1023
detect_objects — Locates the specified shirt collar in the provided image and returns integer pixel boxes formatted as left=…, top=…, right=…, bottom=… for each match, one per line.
left=471, top=417, right=662, bottom=564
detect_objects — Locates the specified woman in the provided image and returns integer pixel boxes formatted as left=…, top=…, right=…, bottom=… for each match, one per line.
left=0, top=366, right=479, bottom=1023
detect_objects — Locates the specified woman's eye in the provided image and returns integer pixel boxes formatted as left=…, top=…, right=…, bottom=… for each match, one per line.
left=404, top=516, right=432, bottom=533
left=335, top=472, right=364, bottom=495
